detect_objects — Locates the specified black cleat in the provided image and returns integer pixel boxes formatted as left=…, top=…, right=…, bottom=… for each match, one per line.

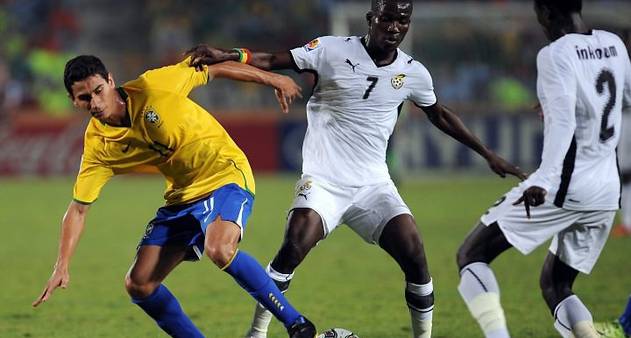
left=287, top=316, right=317, bottom=338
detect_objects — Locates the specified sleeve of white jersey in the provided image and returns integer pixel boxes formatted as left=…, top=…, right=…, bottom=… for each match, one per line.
left=408, top=62, right=437, bottom=107
left=524, top=47, right=577, bottom=192
left=289, top=36, right=329, bottom=71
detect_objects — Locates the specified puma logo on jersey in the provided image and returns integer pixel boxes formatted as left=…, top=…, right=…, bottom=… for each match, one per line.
left=345, top=59, right=359, bottom=72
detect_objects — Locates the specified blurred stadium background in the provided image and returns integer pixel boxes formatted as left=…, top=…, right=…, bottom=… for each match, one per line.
left=1, top=1, right=631, bottom=337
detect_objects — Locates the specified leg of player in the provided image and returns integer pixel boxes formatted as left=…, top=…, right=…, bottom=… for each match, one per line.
left=245, top=208, right=324, bottom=338
left=456, top=222, right=513, bottom=338
left=126, top=245, right=205, bottom=338
left=378, top=214, right=433, bottom=338
left=616, top=173, right=631, bottom=235
left=206, top=216, right=316, bottom=338
left=539, top=253, right=599, bottom=338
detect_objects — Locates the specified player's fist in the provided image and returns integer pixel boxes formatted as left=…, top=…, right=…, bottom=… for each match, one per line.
left=186, top=44, right=231, bottom=70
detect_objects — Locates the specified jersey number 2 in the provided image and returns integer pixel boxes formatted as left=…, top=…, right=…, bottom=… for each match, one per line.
left=363, top=76, right=378, bottom=99
left=596, top=69, right=616, bottom=142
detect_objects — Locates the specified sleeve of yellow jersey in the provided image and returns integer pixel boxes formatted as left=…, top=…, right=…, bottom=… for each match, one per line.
left=137, top=56, right=210, bottom=96
left=73, top=154, right=114, bottom=205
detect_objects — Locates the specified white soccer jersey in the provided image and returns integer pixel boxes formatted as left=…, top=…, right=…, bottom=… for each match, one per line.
left=524, top=30, right=631, bottom=210
left=290, top=36, right=436, bottom=187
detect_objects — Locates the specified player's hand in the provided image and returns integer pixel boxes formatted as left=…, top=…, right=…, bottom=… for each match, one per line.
left=186, top=44, right=230, bottom=71
left=272, top=75, right=302, bottom=114
left=533, top=102, right=543, bottom=121
left=512, top=186, right=547, bottom=219
left=32, top=267, right=70, bottom=307
left=485, top=152, right=528, bottom=180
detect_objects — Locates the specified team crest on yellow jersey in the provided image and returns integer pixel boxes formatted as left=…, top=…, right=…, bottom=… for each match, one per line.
left=391, top=74, right=406, bottom=90
left=303, top=38, right=321, bottom=52
left=144, top=107, right=162, bottom=127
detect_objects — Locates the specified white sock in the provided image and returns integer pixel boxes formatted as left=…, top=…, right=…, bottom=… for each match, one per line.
left=244, top=302, right=273, bottom=338
left=458, top=262, right=510, bottom=338
left=406, top=279, right=434, bottom=338
left=622, top=182, right=631, bottom=229
left=553, top=295, right=598, bottom=338
left=244, top=264, right=293, bottom=338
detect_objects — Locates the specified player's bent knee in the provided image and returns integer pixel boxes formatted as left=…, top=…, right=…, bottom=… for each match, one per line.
left=400, top=246, right=427, bottom=275
left=539, top=276, right=572, bottom=309
left=456, top=244, right=476, bottom=270
left=456, top=223, right=496, bottom=269
left=205, top=242, right=237, bottom=268
left=124, top=275, right=159, bottom=299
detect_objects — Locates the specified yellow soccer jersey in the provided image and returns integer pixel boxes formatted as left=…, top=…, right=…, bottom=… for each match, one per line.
left=73, top=58, right=255, bottom=205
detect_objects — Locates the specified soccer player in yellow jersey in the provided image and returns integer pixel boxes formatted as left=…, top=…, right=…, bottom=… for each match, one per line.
left=31, top=55, right=317, bottom=338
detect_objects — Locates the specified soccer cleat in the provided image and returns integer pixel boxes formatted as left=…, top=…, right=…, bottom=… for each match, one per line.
left=287, top=316, right=317, bottom=338
left=612, top=224, right=631, bottom=238
left=594, top=320, right=628, bottom=338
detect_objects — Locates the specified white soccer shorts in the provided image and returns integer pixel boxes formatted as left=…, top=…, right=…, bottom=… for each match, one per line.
left=481, top=184, right=615, bottom=274
left=289, top=175, right=412, bottom=244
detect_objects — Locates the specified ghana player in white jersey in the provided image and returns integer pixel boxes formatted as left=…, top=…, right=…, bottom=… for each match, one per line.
left=456, top=1, right=631, bottom=337
left=188, top=1, right=524, bottom=337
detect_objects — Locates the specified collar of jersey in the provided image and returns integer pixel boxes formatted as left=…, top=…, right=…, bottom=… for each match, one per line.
left=359, top=36, right=399, bottom=68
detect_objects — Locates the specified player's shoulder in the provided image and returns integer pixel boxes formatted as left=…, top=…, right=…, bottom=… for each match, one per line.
left=536, top=44, right=553, bottom=63
left=593, top=29, right=625, bottom=44
left=594, top=30, right=630, bottom=59
left=84, top=118, right=103, bottom=136
left=301, top=35, right=358, bottom=50
left=122, top=71, right=151, bottom=93
left=82, top=121, right=107, bottom=155
left=398, top=51, right=432, bottom=78
left=536, top=39, right=571, bottom=68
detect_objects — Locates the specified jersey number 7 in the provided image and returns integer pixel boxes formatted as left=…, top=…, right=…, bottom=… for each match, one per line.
left=363, top=76, right=379, bottom=99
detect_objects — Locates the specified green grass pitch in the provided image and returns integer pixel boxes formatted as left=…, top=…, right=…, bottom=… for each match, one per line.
left=1, top=175, right=629, bottom=337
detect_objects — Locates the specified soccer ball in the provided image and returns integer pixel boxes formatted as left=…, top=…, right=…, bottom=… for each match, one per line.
left=317, top=328, right=359, bottom=338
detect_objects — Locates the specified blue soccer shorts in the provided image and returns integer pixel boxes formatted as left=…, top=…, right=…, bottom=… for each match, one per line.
left=138, top=183, right=254, bottom=261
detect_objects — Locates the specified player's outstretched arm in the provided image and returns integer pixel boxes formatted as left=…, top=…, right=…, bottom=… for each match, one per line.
left=33, top=201, right=90, bottom=307
left=421, top=103, right=527, bottom=180
left=186, top=45, right=294, bottom=71
left=206, top=61, right=302, bottom=113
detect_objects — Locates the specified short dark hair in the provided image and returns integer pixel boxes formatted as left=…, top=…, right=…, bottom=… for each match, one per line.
left=63, top=55, right=109, bottom=96
left=534, top=0, right=582, bottom=16
left=371, top=0, right=412, bottom=12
